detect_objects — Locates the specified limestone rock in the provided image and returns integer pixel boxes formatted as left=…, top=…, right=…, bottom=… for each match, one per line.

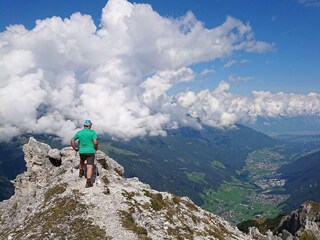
left=277, top=201, right=320, bottom=239
left=48, top=148, right=61, bottom=160
left=0, top=137, right=253, bottom=240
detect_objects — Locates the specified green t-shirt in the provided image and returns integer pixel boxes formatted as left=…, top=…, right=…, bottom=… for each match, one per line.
left=72, top=128, right=97, bottom=154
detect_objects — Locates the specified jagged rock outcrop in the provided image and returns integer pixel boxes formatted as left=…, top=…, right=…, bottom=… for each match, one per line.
left=248, top=201, right=320, bottom=239
left=0, top=137, right=254, bottom=240
left=276, top=201, right=320, bottom=239
left=248, top=201, right=320, bottom=240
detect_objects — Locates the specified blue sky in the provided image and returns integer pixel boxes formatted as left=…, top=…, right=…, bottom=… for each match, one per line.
left=132, top=0, right=320, bottom=95
left=1, top=0, right=319, bottom=95
left=0, top=0, right=320, bottom=142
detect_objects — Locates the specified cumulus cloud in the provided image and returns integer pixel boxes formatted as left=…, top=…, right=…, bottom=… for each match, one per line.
left=176, top=82, right=320, bottom=128
left=0, top=0, right=318, bottom=143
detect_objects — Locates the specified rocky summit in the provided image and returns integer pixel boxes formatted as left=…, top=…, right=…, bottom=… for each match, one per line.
left=1, top=137, right=320, bottom=240
left=0, top=137, right=252, bottom=240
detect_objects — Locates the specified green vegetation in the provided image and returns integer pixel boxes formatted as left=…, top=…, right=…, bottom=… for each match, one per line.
left=304, top=201, right=320, bottom=215
left=203, top=225, right=236, bottom=240
left=101, top=175, right=110, bottom=185
left=144, top=190, right=166, bottom=211
left=102, top=128, right=296, bottom=224
left=119, top=209, right=149, bottom=240
left=4, top=126, right=320, bottom=230
left=206, top=148, right=289, bottom=223
left=5, top=194, right=110, bottom=240
left=122, top=189, right=239, bottom=240
left=201, top=177, right=285, bottom=223
left=132, top=158, right=151, bottom=163
left=44, top=183, right=67, bottom=204
left=210, top=160, right=226, bottom=170
left=280, top=151, right=320, bottom=211
left=185, top=171, right=207, bottom=184
left=237, top=213, right=286, bottom=234
left=300, top=230, right=317, bottom=240
left=99, top=142, right=138, bottom=156
left=101, top=176, right=111, bottom=195
left=243, top=148, right=286, bottom=182
left=247, top=149, right=284, bottom=162
left=119, top=190, right=150, bottom=239
left=104, top=124, right=278, bottom=210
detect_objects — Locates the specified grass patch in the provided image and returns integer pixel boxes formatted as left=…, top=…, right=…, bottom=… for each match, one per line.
left=114, top=168, right=124, bottom=176
left=181, top=199, right=198, bottom=212
left=144, top=190, right=166, bottom=211
left=122, top=190, right=136, bottom=200
left=11, top=195, right=109, bottom=240
left=101, top=176, right=110, bottom=185
left=204, top=223, right=236, bottom=240
left=210, top=160, right=226, bottom=170
left=119, top=208, right=149, bottom=239
left=172, top=196, right=182, bottom=204
left=300, top=230, right=317, bottom=240
left=44, top=183, right=67, bottom=204
left=237, top=213, right=286, bottom=234
left=100, top=143, right=138, bottom=156
left=305, top=201, right=320, bottom=214
left=185, top=171, right=207, bottom=184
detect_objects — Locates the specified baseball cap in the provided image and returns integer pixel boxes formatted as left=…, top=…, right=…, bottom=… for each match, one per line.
left=83, top=120, right=92, bottom=126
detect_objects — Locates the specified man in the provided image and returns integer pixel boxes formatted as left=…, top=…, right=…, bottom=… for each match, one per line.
left=70, top=120, right=98, bottom=188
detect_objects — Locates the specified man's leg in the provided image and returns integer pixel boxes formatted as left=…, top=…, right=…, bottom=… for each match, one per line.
left=86, top=164, right=93, bottom=180
left=79, top=159, right=85, bottom=170
left=85, top=154, right=94, bottom=188
left=79, top=155, right=85, bottom=178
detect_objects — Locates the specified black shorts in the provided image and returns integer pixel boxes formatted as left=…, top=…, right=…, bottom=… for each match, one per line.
left=80, top=153, right=95, bottom=165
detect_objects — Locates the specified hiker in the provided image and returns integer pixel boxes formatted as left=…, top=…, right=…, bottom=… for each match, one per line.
left=70, top=120, right=98, bottom=188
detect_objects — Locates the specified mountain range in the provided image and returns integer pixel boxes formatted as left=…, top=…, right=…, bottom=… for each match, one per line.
left=2, top=137, right=320, bottom=239
left=1, top=123, right=320, bottom=223
left=279, top=150, right=320, bottom=211
left=242, top=116, right=320, bottom=136
left=102, top=124, right=278, bottom=207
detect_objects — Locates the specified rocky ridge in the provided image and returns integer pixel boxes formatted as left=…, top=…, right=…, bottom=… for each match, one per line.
left=277, top=201, right=320, bottom=239
left=1, top=137, right=320, bottom=240
left=0, top=137, right=252, bottom=240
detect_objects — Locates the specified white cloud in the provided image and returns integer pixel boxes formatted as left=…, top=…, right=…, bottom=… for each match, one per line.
left=0, top=0, right=318, bottom=143
left=176, top=85, right=320, bottom=129
left=223, top=59, right=248, bottom=68
left=227, top=74, right=253, bottom=83
left=297, top=0, right=320, bottom=7
left=1, top=50, right=35, bottom=75
left=200, top=67, right=216, bottom=79
left=142, top=67, right=194, bottom=105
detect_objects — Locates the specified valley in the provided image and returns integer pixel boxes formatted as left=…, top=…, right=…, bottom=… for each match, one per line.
left=99, top=129, right=320, bottom=224
left=201, top=148, right=290, bottom=224
left=1, top=127, right=320, bottom=225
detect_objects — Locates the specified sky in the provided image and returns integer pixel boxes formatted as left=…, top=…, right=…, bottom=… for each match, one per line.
left=0, top=0, right=319, bottom=143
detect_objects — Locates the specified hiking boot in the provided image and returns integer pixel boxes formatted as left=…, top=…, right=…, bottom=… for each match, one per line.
left=85, top=179, right=93, bottom=188
left=79, top=169, right=84, bottom=178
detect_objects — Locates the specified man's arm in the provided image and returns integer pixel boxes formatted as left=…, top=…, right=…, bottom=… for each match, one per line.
left=93, top=139, right=98, bottom=151
left=70, top=138, right=79, bottom=151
